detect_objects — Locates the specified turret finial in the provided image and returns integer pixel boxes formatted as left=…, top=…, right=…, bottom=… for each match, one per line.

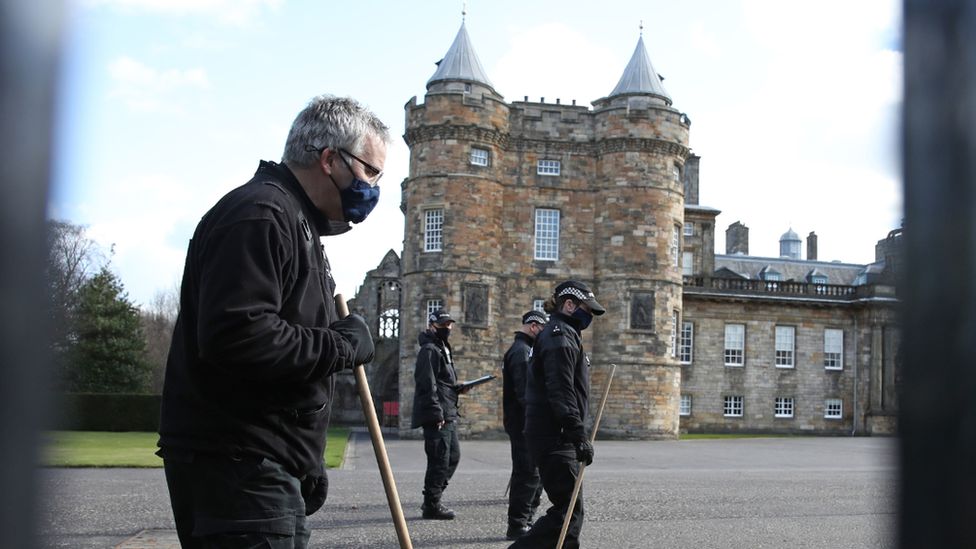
left=639, top=20, right=644, bottom=36
left=462, top=1, right=467, bottom=21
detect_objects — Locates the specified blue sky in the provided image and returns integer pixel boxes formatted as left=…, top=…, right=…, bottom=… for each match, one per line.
left=51, top=0, right=902, bottom=308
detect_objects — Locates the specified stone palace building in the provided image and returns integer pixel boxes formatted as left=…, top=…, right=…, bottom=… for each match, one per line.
left=344, top=21, right=901, bottom=438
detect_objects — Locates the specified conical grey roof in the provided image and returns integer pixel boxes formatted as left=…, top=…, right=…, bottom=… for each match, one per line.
left=427, top=22, right=495, bottom=91
left=609, top=36, right=671, bottom=103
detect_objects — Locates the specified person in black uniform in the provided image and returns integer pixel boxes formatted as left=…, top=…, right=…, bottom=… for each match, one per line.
left=503, top=310, right=548, bottom=540
left=157, top=95, right=389, bottom=549
left=510, top=280, right=606, bottom=549
left=411, top=308, right=469, bottom=519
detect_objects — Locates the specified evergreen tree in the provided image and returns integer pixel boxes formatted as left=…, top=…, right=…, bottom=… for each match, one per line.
left=66, top=266, right=152, bottom=393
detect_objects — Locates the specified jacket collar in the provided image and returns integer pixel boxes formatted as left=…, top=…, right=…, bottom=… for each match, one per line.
left=257, top=160, right=352, bottom=237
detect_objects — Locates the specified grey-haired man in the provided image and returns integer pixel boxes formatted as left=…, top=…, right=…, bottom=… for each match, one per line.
left=158, top=95, right=390, bottom=549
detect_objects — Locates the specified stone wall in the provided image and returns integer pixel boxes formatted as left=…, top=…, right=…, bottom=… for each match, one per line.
left=679, top=296, right=898, bottom=434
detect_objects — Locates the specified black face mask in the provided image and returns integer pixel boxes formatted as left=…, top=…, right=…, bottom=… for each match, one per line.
left=571, top=308, right=593, bottom=330
left=435, top=327, right=451, bottom=341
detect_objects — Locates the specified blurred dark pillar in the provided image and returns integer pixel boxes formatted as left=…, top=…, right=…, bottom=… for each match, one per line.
left=0, top=1, right=64, bottom=548
left=900, top=0, right=976, bottom=547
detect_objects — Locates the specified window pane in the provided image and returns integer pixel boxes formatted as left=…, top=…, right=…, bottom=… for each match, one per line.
left=424, top=209, right=443, bottom=252
left=723, top=395, right=743, bottom=417
left=671, top=225, right=680, bottom=267
left=470, top=147, right=489, bottom=166
left=824, top=329, right=844, bottom=369
left=775, top=326, right=795, bottom=367
left=537, top=159, right=561, bottom=175
left=679, top=394, right=692, bottom=416
left=683, top=221, right=694, bottom=236
left=534, top=209, right=560, bottom=260
left=825, top=398, right=843, bottom=419
left=775, top=397, right=794, bottom=418
left=724, top=324, right=744, bottom=365
left=426, top=299, right=442, bottom=318
left=679, top=321, right=694, bottom=363
left=682, top=251, right=694, bottom=276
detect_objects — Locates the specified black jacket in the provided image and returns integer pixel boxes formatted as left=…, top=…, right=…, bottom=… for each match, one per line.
left=158, top=160, right=355, bottom=478
left=524, top=312, right=590, bottom=443
left=502, top=331, right=535, bottom=436
left=411, top=331, right=459, bottom=428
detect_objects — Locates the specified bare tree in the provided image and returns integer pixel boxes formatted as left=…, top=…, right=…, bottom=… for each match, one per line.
left=45, top=220, right=106, bottom=379
left=140, top=283, right=180, bottom=392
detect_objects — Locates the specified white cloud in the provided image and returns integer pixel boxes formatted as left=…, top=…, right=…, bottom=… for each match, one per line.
left=108, top=56, right=210, bottom=112
left=77, top=0, right=283, bottom=25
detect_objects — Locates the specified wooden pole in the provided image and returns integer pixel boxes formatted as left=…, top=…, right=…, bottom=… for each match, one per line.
left=556, top=363, right=616, bottom=549
left=336, top=295, right=413, bottom=549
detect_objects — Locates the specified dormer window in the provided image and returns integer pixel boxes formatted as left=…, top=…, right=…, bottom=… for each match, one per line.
left=760, top=267, right=781, bottom=281
left=811, top=275, right=828, bottom=285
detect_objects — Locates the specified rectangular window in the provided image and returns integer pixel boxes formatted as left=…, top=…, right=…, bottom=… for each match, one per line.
left=672, top=164, right=681, bottom=182
left=671, top=224, right=680, bottom=267
left=775, top=397, right=795, bottom=418
left=683, top=221, right=694, bottom=236
left=670, top=310, right=679, bottom=357
left=470, top=147, right=489, bottom=166
left=426, top=299, right=442, bottom=318
left=775, top=326, right=795, bottom=368
left=679, top=321, right=694, bottom=364
left=534, top=208, right=560, bottom=261
left=537, top=159, right=561, bottom=176
left=679, top=394, right=692, bottom=416
left=723, top=395, right=743, bottom=417
left=682, top=251, right=694, bottom=276
left=423, top=209, right=443, bottom=252
left=825, top=398, right=843, bottom=419
left=824, top=329, right=844, bottom=370
left=724, top=324, right=745, bottom=366
left=533, top=299, right=545, bottom=312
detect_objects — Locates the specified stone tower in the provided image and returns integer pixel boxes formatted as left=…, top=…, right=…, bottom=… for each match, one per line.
left=400, top=22, right=691, bottom=439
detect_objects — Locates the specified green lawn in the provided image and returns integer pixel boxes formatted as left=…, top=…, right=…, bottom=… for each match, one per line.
left=42, top=428, right=351, bottom=469
left=679, top=433, right=791, bottom=440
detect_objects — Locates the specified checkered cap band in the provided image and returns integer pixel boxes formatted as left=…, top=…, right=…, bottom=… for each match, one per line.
left=557, top=286, right=593, bottom=302
left=523, top=312, right=547, bottom=325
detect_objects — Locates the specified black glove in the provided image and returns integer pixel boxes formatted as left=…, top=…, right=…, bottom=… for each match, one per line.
left=574, top=440, right=594, bottom=466
left=330, top=314, right=375, bottom=367
left=300, top=463, right=329, bottom=516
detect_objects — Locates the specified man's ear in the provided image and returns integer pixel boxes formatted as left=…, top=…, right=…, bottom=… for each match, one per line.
left=319, top=148, right=336, bottom=176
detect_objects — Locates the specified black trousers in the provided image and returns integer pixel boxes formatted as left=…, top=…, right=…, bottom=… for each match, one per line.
left=509, top=437, right=583, bottom=549
left=422, top=421, right=461, bottom=503
left=507, top=430, right=542, bottom=527
left=162, top=451, right=310, bottom=549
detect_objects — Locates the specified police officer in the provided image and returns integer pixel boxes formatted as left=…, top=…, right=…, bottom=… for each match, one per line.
left=411, top=308, right=467, bottom=519
left=510, top=281, right=606, bottom=549
left=503, top=310, right=547, bottom=539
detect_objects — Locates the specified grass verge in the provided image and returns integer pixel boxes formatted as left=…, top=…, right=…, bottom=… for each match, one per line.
left=42, top=428, right=351, bottom=469
left=679, top=433, right=792, bottom=440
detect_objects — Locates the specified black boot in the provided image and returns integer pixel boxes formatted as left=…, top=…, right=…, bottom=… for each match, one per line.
left=421, top=492, right=456, bottom=520
left=421, top=502, right=456, bottom=520
left=506, top=523, right=530, bottom=540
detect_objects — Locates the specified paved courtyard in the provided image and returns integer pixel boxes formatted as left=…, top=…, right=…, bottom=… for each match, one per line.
left=40, top=433, right=897, bottom=548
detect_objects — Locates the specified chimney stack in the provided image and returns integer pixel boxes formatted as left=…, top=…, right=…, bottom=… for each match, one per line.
left=726, top=221, right=749, bottom=255
left=807, top=232, right=818, bottom=260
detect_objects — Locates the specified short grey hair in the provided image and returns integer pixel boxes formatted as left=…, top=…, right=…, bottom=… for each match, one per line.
left=281, top=95, right=391, bottom=169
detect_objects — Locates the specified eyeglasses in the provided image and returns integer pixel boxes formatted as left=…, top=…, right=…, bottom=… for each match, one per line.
left=338, top=148, right=383, bottom=185
left=304, top=145, right=384, bottom=186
